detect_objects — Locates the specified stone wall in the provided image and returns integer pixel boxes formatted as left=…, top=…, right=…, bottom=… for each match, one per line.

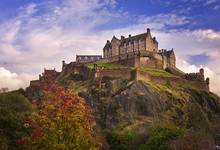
left=95, top=51, right=166, bottom=69
left=146, top=31, right=155, bottom=51
left=111, top=38, right=121, bottom=57
left=94, top=68, right=132, bottom=80
left=136, top=70, right=209, bottom=91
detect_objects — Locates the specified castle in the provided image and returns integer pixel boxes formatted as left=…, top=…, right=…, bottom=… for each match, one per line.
left=74, top=28, right=176, bottom=69
left=26, top=28, right=210, bottom=99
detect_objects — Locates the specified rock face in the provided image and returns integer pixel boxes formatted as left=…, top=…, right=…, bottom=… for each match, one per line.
left=78, top=79, right=220, bottom=143
left=26, top=72, right=220, bottom=147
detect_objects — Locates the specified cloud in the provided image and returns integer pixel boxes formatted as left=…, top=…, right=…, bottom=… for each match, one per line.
left=0, top=67, right=34, bottom=91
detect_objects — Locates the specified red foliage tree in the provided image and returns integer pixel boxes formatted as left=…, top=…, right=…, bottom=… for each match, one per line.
left=23, top=74, right=99, bottom=150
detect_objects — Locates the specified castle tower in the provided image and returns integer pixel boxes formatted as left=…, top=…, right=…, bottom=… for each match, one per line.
left=200, top=68, right=205, bottom=81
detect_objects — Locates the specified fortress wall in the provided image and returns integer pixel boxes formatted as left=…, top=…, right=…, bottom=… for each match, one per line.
left=139, top=57, right=163, bottom=69
left=119, top=45, right=126, bottom=55
left=153, top=53, right=163, bottom=61
left=136, top=70, right=209, bottom=91
left=139, top=40, right=146, bottom=51
left=95, top=54, right=164, bottom=69
left=127, top=43, right=133, bottom=53
left=146, top=35, right=155, bottom=51
left=134, top=42, right=139, bottom=51
left=94, top=68, right=132, bottom=80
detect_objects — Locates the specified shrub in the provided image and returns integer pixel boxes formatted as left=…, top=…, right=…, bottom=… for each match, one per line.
left=139, top=124, right=186, bottom=150
left=105, top=130, right=134, bottom=150
left=0, top=92, right=32, bottom=113
left=0, top=92, right=32, bottom=150
left=169, top=132, right=215, bottom=150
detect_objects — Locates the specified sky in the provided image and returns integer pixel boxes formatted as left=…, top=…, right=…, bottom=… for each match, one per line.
left=0, top=0, right=220, bottom=95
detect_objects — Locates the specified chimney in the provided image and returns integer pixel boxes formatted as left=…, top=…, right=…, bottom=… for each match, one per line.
left=129, top=34, right=131, bottom=38
left=147, top=28, right=150, bottom=33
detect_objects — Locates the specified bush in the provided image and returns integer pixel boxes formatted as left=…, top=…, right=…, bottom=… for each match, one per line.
left=139, top=124, right=186, bottom=150
left=169, top=132, right=215, bottom=150
left=105, top=130, right=134, bottom=150
left=0, top=92, right=32, bottom=150
left=0, top=92, right=32, bottom=112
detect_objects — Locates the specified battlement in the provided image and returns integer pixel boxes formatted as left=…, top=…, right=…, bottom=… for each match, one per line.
left=184, top=68, right=205, bottom=82
left=39, top=68, right=60, bottom=80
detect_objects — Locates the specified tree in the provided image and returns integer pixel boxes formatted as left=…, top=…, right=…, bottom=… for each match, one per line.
left=0, top=92, right=32, bottom=150
left=23, top=77, right=99, bottom=150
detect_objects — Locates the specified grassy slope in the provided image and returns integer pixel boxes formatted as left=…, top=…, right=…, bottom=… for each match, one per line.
left=141, top=67, right=175, bottom=77
left=87, top=63, right=128, bottom=69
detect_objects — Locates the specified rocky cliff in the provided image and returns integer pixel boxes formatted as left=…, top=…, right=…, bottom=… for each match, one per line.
left=57, top=73, right=220, bottom=148
left=27, top=71, right=220, bottom=149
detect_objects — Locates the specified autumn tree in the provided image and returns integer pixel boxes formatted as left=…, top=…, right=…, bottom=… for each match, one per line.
left=22, top=75, right=99, bottom=150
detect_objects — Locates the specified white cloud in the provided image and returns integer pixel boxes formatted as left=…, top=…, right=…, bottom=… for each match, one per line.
left=0, top=67, right=34, bottom=91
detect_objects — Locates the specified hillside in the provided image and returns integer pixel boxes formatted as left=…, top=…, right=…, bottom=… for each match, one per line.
left=55, top=69, right=220, bottom=149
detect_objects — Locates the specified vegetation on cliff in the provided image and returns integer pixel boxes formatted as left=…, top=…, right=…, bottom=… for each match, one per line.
left=87, top=63, right=128, bottom=69
left=22, top=78, right=100, bottom=150
left=0, top=91, right=32, bottom=150
left=141, top=68, right=175, bottom=77
left=0, top=80, right=101, bottom=150
left=1, top=66, right=220, bottom=149
left=73, top=77, right=220, bottom=149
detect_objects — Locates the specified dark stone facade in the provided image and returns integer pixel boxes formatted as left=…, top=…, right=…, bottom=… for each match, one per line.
left=102, top=29, right=176, bottom=69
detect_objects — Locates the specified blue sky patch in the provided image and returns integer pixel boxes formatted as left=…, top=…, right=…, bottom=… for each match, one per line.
left=189, top=53, right=211, bottom=66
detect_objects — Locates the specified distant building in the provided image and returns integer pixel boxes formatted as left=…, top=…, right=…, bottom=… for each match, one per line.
left=0, top=88, right=9, bottom=93
left=76, top=55, right=102, bottom=63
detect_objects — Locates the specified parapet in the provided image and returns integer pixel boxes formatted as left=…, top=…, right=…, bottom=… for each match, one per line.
left=184, top=68, right=206, bottom=82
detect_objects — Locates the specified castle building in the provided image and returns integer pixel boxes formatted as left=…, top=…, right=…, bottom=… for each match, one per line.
left=27, top=28, right=210, bottom=98
left=103, top=28, right=158, bottom=58
left=102, top=28, right=176, bottom=69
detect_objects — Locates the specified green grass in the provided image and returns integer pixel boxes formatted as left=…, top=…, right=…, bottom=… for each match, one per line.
left=87, top=63, right=127, bottom=69
left=141, top=68, right=175, bottom=77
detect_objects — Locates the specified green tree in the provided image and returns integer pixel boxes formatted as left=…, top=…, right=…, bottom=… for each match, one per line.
left=0, top=92, right=32, bottom=150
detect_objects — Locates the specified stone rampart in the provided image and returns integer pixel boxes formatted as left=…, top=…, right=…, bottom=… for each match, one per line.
left=136, top=70, right=209, bottom=91
left=94, top=68, right=132, bottom=80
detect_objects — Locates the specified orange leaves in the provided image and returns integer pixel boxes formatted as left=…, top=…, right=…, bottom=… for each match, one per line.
left=24, top=76, right=99, bottom=149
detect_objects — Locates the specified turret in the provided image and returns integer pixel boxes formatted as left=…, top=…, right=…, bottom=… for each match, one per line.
left=62, top=60, right=66, bottom=70
left=200, top=68, right=204, bottom=76
left=199, top=68, right=205, bottom=81
left=206, top=77, right=210, bottom=85
left=39, top=74, right=42, bottom=80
